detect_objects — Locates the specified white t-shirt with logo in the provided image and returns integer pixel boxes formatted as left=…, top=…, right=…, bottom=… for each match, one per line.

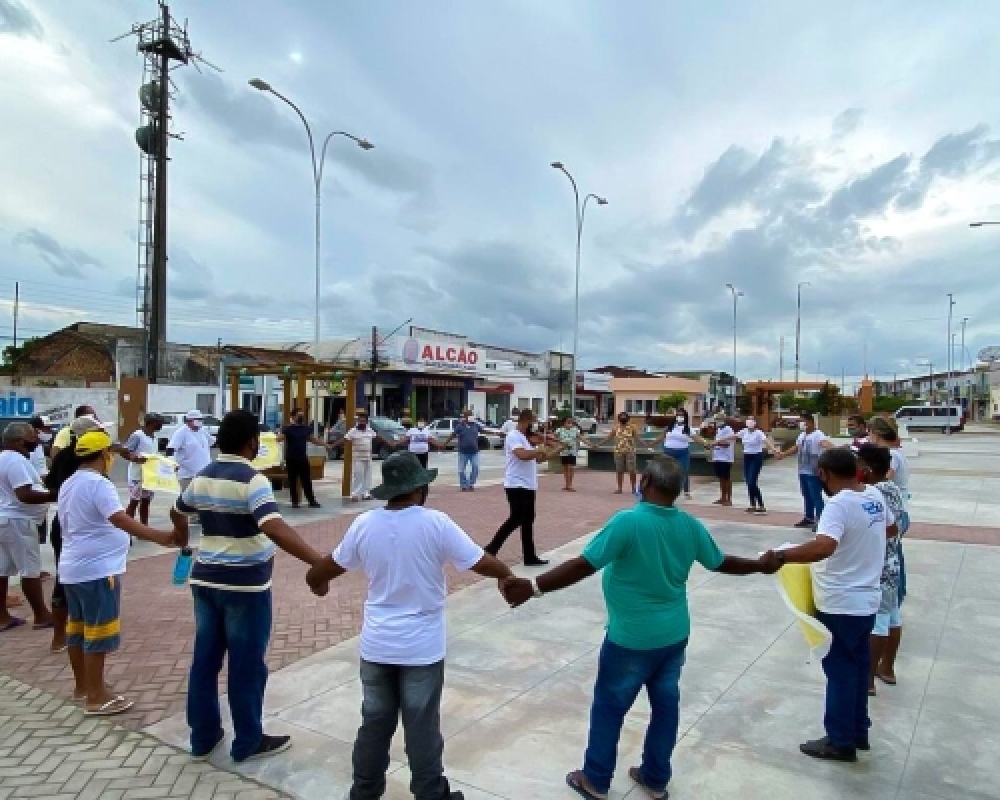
left=346, top=427, right=377, bottom=460
left=796, top=430, right=828, bottom=475
left=57, top=470, right=129, bottom=584
left=662, top=425, right=693, bottom=450
left=503, top=430, right=538, bottom=490
left=712, top=425, right=735, bottom=463
left=168, top=425, right=213, bottom=479
left=0, top=450, right=47, bottom=522
left=738, top=428, right=767, bottom=455
left=124, top=429, right=158, bottom=483
left=811, top=486, right=895, bottom=615
left=333, top=506, right=484, bottom=665
left=406, top=427, right=432, bottom=455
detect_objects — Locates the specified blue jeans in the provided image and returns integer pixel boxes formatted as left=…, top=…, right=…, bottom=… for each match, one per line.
left=815, top=611, right=875, bottom=748
left=583, top=637, right=687, bottom=795
left=798, top=473, right=825, bottom=521
left=188, top=586, right=272, bottom=761
left=662, top=448, right=690, bottom=493
left=744, top=452, right=764, bottom=507
left=457, top=452, right=479, bottom=489
left=350, top=659, right=450, bottom=800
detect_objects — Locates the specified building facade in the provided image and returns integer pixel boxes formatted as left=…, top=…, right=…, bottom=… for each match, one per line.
left=610, top=375, right=710, bottom=419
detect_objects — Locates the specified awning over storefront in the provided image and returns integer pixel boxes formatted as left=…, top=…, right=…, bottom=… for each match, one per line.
left=475, top=382, right=515, bottom=393
left=412, top=376, right=467, bottom=389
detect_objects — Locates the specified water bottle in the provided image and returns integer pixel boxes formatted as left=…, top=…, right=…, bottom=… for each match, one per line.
left=172, top=548, right=194, bottom=586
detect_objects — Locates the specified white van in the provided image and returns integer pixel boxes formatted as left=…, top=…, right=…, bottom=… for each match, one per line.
left=894, top=405, right=963, bottom=432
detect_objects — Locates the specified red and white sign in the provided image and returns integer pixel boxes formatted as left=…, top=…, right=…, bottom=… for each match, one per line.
left=401, top=338, right=480, bottom=372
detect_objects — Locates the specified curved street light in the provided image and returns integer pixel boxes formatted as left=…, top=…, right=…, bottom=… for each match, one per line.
left=550, top=162, right=607, bottom=415
left=249, top=78, right=374, bottom=433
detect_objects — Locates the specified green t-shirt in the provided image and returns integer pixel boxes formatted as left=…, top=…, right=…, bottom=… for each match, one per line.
left=582, top=502, right=725, bottom=650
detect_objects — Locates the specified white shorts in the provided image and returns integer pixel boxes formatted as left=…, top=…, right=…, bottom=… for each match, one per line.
left=0, top=518, right=42, bottom=579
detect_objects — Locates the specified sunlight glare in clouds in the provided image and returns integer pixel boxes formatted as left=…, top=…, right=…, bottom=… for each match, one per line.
left=289, top=51, right=303, bottom=64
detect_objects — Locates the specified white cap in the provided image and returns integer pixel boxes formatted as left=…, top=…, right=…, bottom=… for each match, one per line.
left=184, top=410, right=204, bottom=421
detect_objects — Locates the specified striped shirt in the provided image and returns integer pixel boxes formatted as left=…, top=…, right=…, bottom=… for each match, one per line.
left=175, top=455, right=281, bottom=592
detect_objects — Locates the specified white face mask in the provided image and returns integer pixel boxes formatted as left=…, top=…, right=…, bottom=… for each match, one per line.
left=798, top=421, right=808, bottom=431
left=190, top=420, right=203, bottom=430
left=38, top=432, right=52, bottom=442
left=746, top=420, right=756, bottom=430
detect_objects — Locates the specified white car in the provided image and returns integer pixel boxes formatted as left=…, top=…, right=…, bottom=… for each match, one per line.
left=426, top=418, right=503, bottom=450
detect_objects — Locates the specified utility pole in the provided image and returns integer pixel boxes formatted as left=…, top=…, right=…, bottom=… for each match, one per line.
left=12, top=282, right=18, bottom=352
left=946, top=293, right=955, bottom=433
left=370, top=324, right=378, bottom=416
left=794, top=281, right=809, bottom=384
left=779, top=335, right=785, bottom=382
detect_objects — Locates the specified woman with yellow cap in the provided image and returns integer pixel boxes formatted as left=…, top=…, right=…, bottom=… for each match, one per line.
left=56, top=430, right=188, bottom=716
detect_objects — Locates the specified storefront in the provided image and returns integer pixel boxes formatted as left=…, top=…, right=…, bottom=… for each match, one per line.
left=576, top=371, right=614, bottom=421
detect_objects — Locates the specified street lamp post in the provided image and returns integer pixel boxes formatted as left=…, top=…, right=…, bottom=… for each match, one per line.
left=946, top=293, right=955, bottom=433
left=551, top=162, right=607, bottom=417
left=249, top=78, right=374, bottom=435
left=725, top=283, right=744, bottom=414
left=794, top=281, right=810, bottom=384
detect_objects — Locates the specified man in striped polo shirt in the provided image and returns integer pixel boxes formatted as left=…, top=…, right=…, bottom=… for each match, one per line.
left=176, top=410, right=324, bottom=764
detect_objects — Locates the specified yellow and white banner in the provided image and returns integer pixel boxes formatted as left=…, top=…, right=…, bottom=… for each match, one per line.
left=774, top=561, right=832, bottom=662
left=252, top=432, right=282, bottom=470
left=140, top=456, right=181, bottom=495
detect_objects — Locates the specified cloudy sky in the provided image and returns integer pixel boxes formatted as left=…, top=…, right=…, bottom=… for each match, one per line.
left=2, top=0, right=999, bottom=387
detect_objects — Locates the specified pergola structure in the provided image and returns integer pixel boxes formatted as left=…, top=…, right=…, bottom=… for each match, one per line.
left=744, top=381, right=829, bottom=430
left=221, top=346, right=363, bottom=498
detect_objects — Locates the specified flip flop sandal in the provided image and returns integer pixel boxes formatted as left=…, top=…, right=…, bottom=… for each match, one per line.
left=0, top=617, right=27, bottom=633
left=85, top=695, right=134, bottom=717
left=566, top=770, right=607, bottom=800
left=628, top=766, right=669, bottom=799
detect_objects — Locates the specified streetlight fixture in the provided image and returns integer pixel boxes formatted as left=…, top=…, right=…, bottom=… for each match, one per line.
left=725, top=283, right=744, bottom=414
left=550, top=161, right=607, bottom=415
left=970, top=221, right=1000, bottom=227
left=249, top=77, right=374, bottom=434
left=794, top=281, right=810, bottom=384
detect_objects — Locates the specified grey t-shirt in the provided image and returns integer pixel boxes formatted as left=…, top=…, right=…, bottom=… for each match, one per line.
left=796, top=430, right=827, bottom=475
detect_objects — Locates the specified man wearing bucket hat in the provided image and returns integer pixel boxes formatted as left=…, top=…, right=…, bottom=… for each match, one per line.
left=306, top=451, right=518, bottom=800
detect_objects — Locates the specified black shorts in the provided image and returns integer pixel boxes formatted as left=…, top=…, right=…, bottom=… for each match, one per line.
left=713, top=462, right=732, bottom=480
left=561, top=455, right=577, bottom=466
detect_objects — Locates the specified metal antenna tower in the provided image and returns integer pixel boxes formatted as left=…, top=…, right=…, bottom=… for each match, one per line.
left=113, top=2, right=218, bottom=381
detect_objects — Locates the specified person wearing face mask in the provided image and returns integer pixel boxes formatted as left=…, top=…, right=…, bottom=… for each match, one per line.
left=122, top=413, right=164, bottom=524
left=277, top=410, right=325, bottom=509
left=50, top=404, right=99, bottom=459
left=57, top=430, right=187, bottom=716
left=166, top=410, right=214, bottom=492
left=402, top=417, right=436, bottom=469
left=649, top=410, right=711, bottom=500
left=775, top=412, right=834, bottom=530
left=339, top=411, right=393, bottom=502
left=306, top=451, right=518, bottom=800
left=594, top=412, right=641, bottom=495
left=28, top=416, right=53, bottom=479
left=0, top=422, right=55, bottom=633
left=444, top=410, right=484, bottom=491
left=715, top=417, right=774, bottom=513
left=762, top=448, right=895, bottom=762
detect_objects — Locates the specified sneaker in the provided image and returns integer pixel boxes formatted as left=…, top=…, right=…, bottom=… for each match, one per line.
left=236, top=734, right=292, bottom=763
left=308, top=502, right=322, bottom=508
left=191, top=729, right=225, bottom=762
left=799, top=736, right=857, bottom=762
left=755, top=507, right=768, bottom=515
left=628, top=766, right=668, bottom=798
left=793, top=518, right=815, bottom=529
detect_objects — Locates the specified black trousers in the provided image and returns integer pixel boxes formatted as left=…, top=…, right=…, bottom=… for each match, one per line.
left=51, top=514, right=65, bottom=609
left=486, top=488, right=538, bottom=562
left=286, top=456, right=317, bottom=506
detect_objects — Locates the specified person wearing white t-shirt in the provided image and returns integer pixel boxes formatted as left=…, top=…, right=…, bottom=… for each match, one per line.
left=485, top=409, right=562, bottom=566
left=869, top=416, right=911, bottom=608
left=775, top=412, right=833, bottom=529
left=166, top=411, right=214, bottom=489
left=500, top=409, right=520, bottom=436
left=706, top=415, right=736, bottom=506
left=305, top=451, right=516, bottom=800
left=335, top=411, right=394, bottom=502
left=763, top=448, right=896, bottom=763
left=401, top=418, right=436, bottom=469
left=649, top=411, right=710, bottom=499
left=123, top=413, right=164, bottom=525
left=0, top=422, right=55, bottom=632
left=716, top=418, right=773, bottom=513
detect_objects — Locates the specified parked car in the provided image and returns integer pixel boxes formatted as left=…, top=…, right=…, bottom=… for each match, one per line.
left=426, top=418, right=503, bottom=450
left=326, top=416, right=407, bottom=460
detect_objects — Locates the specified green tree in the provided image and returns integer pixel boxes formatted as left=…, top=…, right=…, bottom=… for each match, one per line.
left=0, top=338, right=39, bottom=375
left=656, top=392, right=690, bottom=413
left=814, top=381, right=845, bottom=416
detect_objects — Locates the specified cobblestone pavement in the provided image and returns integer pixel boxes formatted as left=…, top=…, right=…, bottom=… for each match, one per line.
left=0, top=674, right=287, bottom=799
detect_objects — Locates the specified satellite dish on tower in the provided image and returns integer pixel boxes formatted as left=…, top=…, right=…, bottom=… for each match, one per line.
left=978, top=345, right=1000, bottom=363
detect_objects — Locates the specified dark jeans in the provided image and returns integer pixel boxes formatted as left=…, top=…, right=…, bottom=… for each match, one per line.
left=486, top=488, right=538, bottom=561
left=815, top=611, right=875, bottom=748
left=583, top=637, right=687, bottom=795
left=50, top=514, right=65, bottom=609
left=350, top=659, right=451, bottom=800
left=798, top=473, right=825, bottom=521
left=188, top=586, right=272, bottom=761
left=662, top=448, right=690, bottom=493
left=285, top=455, right=317, bottom=506
left=744, top=453, right=764, bottom=507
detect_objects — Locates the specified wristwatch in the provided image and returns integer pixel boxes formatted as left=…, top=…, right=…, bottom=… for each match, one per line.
left=532, top=579, right=545, bottom=598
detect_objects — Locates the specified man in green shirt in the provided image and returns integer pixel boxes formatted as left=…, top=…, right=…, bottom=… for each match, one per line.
left=503, top=455, right=780, bottom=800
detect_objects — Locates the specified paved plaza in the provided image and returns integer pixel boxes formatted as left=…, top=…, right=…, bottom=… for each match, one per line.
left=2, top=429, right=999, bottom=798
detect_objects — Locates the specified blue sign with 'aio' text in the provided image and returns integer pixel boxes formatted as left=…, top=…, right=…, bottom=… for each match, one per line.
left=0, top=392, right=35, bottom=417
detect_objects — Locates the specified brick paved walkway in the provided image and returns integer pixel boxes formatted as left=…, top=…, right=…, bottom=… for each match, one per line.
left=0, top=674, right=287, bottom=799
left=0, top=468, right=995, bottom=735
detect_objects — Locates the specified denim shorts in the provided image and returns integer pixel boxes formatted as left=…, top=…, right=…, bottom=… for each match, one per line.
left=65, top=575, right=122, bottom=653
left=873, top=605, right=902, bottom=636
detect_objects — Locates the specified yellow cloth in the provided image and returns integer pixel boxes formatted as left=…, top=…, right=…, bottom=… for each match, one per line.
left=140, top=455, right=181, bottom=494
left=775, top=563, right=832, bottom=660
left=53, top=427, right=72, bottom=450
left=252, top=432, right=282, bottom=470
